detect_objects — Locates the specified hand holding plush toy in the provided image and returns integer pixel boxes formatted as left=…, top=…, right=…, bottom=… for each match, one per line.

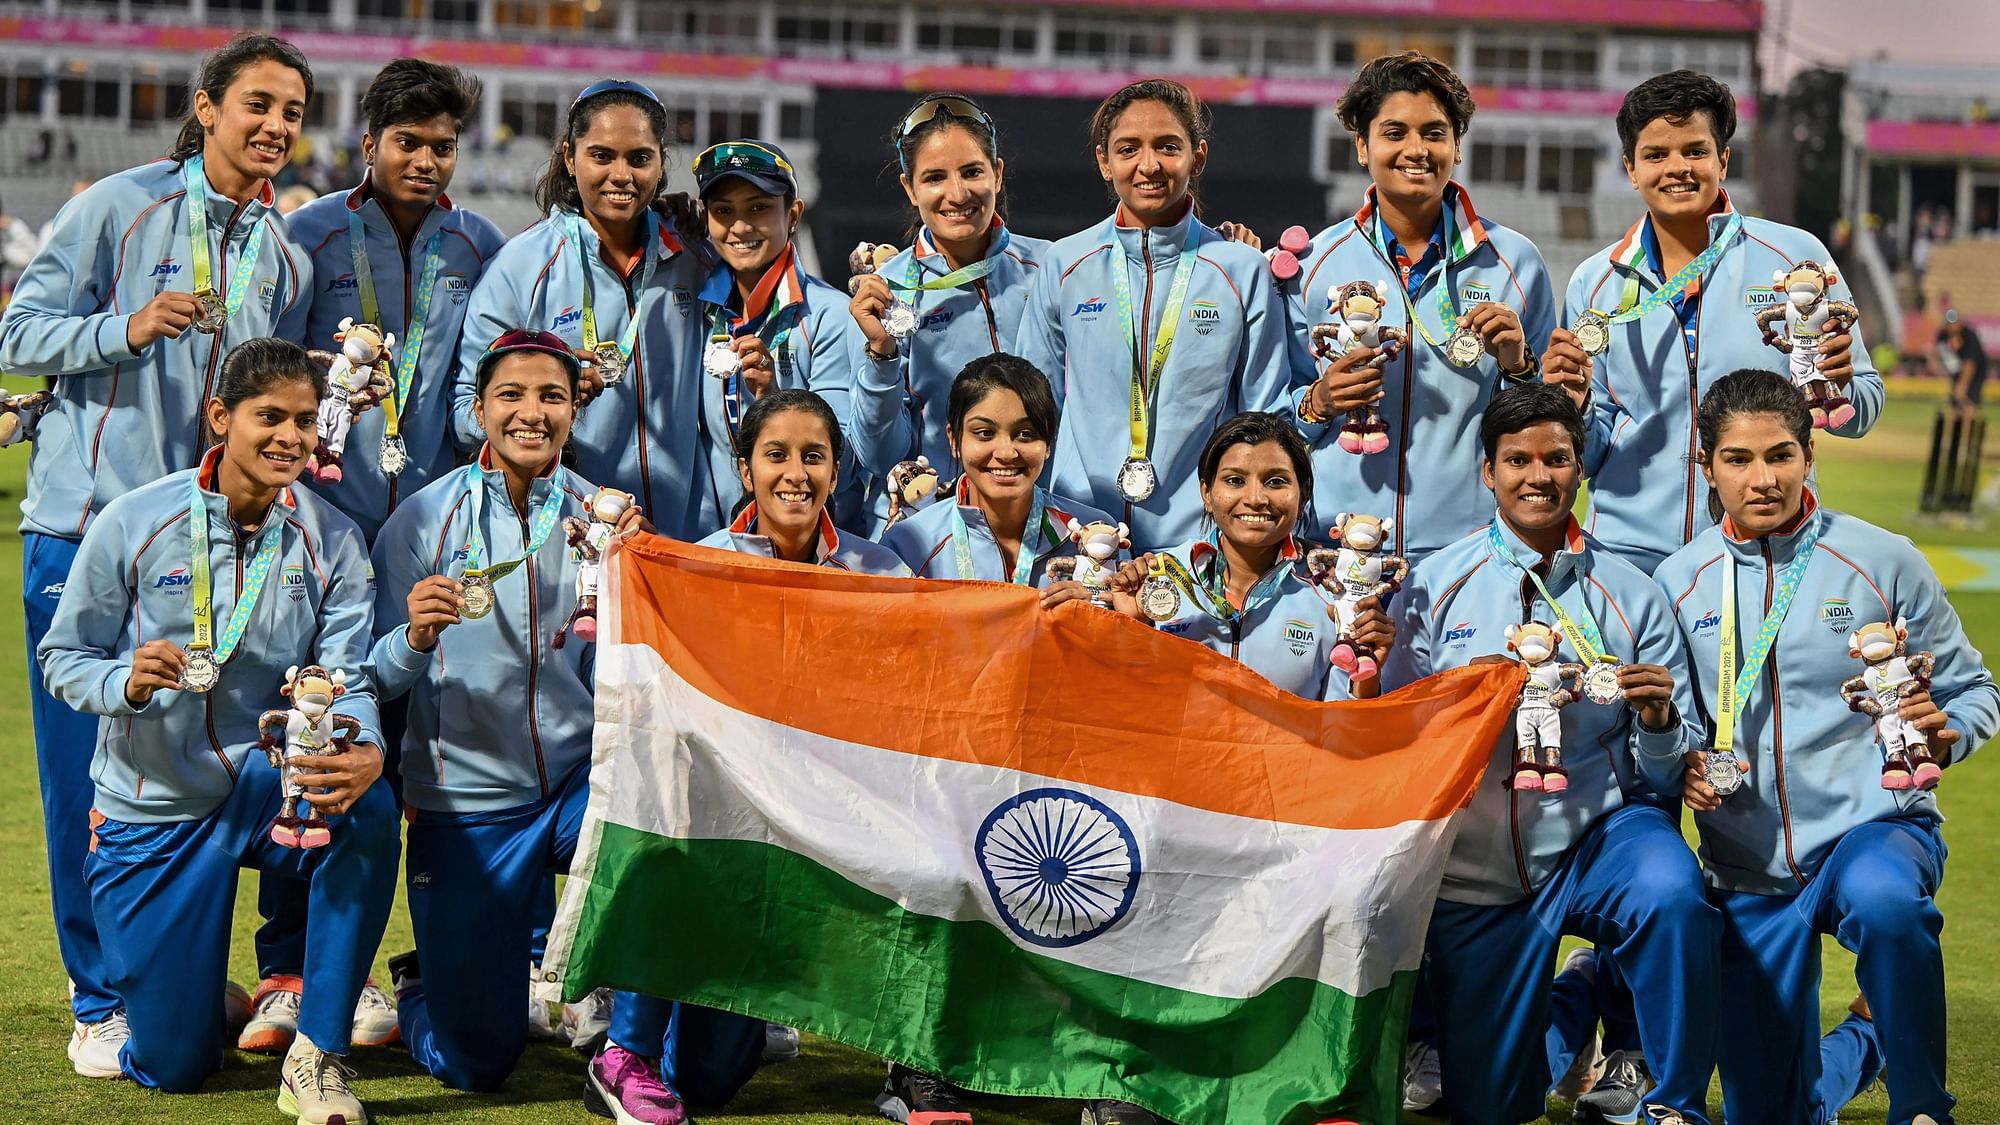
left=309, top=318, right=397, bottom=483
left=0, top=389, right=55, bottom=447
left=1505, top=622, right=1585, bottom=794
left=555, top=487, right=635, bottom=649
left=884, top=456, right=942, bottom=528
left=1307, top=512, right=1409, bottom=680
left=257, top=664, right=359, bottom=849
left=1840, top=617, right=1943, bottom=791
left=1754, top=260, right=1859, bottom=430
left=1045, top=518, right=1127, bottom=601
left=1310, top=280, right=1406, bottom=456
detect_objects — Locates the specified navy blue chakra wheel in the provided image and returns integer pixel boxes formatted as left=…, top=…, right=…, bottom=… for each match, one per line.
left=975, top=787, right=1141, bottom=948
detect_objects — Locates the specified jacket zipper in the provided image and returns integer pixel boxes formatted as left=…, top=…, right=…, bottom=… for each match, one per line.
left=976, top=277, right=1000, bottom=351
left=1228, top=617, right=1241, bottom=662
left=522, top=509, right=549, bottom=796
left=1509, top=574, right=1535, bottom=894
left=1123, top=233, right=1157, bottom=529
left=385, top=217, right=416, bottom=519
left=1680, top=294, right=1704, bottom=545
left=620, top=252, right=654, bottom=516
left=1760, top=541, right=1806, bottom=884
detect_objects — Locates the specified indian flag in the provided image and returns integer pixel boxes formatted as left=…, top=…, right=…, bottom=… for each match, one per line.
left=544, top=536, right=1523, bottom=1125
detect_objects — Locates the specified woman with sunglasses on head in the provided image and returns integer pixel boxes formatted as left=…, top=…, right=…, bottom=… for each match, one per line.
left=453, top=78, right=712, bottom=541
left=369, top=330, right=673, bottom=1107
left=1014, top=79, right=1299, bottom=553
left=847, top=94, right=1051, bottom=528
left=691, top=138, right=894, bottom=535
left=0, top=32, right=316, bottom=1077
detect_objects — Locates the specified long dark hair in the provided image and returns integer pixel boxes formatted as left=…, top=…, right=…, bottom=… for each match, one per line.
left=170, top=34, right=314, bottom=162
left=534, top=85, right=670, bottom=216
left=1696, top=368, right=1813, bottom=522
left=1088, top=78, right=1211, bottom=208
left=946, top=354, right=1059, bottom=450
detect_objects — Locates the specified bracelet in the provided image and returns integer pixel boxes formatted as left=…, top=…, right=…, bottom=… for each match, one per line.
left=865, top=342, right=898, bottom=363
left=1500, top=353, right=1540, bottom=385
left=1297, top=385, right=1328, bottom=425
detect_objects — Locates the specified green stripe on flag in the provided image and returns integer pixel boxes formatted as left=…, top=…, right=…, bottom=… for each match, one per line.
left=565, top=824, right=1415, bottom=1125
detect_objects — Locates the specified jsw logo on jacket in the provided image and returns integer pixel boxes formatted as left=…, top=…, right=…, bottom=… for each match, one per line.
left=1574, top=195, right=1884, bottom=574
left=1014, top=204, right=1300, bottom=551
left=36, top=448, right=380, bottom=824
left=450, top=208, right=711, bottom=540
left=1654, top=497, right=1998, bottom=895
left=367, top=452, right=597, bottom=814
left=1283, top=184, right=1557, bottom=564
left=288, top=181, right=506, bottom=543
left=1382, top=515, right=1697, bottom=905
left=1, top=160, right=312, bottom=539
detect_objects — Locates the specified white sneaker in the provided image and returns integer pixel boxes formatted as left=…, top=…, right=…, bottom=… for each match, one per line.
left=763, top=1021, right=800, bottom=1062
left=350, top=979, right=399, bottom=1048
left=560, top=986, right=614, bottom=1053
left=240, top=977, right=304, bottom=1054
left=278, top=1035, right=367, bottom=1125
left=68, top=1011, right=129, bottom=1078
left=1552, top=948, right=1603, bottom=1100
left=527, top=965, right=557, bottom=1039
left=1401, top=1040, right=1442, bottom=1112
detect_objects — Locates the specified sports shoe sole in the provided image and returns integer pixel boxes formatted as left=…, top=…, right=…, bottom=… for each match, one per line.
left=240, top=1024, right=300, bottom=1055
left=67, top=1034, right=124, bottom=1079
left=583, top=1069, right=685, bottom=1125
left=350, top=1023, right=401, bottom=1049
left=277, top=1082, right=368, bottom=1125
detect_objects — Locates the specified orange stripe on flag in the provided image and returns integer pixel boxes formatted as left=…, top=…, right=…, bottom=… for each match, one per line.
left=613, top=536, right=1522, bottom=833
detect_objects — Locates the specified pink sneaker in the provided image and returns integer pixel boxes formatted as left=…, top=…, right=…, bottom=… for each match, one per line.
left=1360, top=429, right=1391, bottom=455
left=1329, top=642, right=1359, bottom=674
left=270, top=816, right=303, bottom=848
left=1914, top=761, right=1943, bottom=789
left=1269, top=249, right=1301, bottom=282
left=1337, top=428, right=1367, bottom=454
left=1513, top=768, right=1544, bottom=792
left=1542, top=771, right=1569, bottom=794
left=300, top=818, right=332, bottom=849
left=1809, top=405, right=1829, bottom=430
left=1352, top=655, right=1379, bottom=681
left=586, top=1046, right=688, bottom=1125
left=1826, top=401, right=1856, bottom=429
left=1881, top=765, right=1914, bottom=791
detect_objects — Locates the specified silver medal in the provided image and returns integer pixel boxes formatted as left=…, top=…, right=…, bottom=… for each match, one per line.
left=1116, top=456, right=1158, bottom=503
left=1140, top=576, right=1183, bottom=622
left=704, top=340, right=742, bottom=380
left=1445, top=326, right=1485, bottom=368
left=592, top=343, right=628, bottom=386
left=1703, top=750, right=1746, bottom=797
left=191, top=288, right=227, bottom=335
left=1583, top=660, right=1623, bottom=706
left=179, top=649, right=221, bottom=694
left=883, top=301, right=919, bottom=341
left=1571, top=311, right=1611, bottom=357
left=459, top=574, right=495, bottom=620
left=379, top=433, right=409, bottom=477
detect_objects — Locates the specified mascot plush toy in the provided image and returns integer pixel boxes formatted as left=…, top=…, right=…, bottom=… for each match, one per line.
left=884, top=456, right=942, bottom=528
left=1505, top=622, right=1584, bottom=794
left=1309, top=280, right=1406, bottom=455
left=257, top=665, right=357, bottom=849
left=309, top=318, right=395, bottom=483
left=1046, top=519, right=1127, bottom=600
left=1307, top=512, right=1408, bottom=681
left=1755, top=260, right=1859, bottom=430
left=847, top=241, right=899, bottom=292
left=0, top=389, right=55, bottom=447
left=1839, top=617, right=1943, bottom=791
left=556, top=487, right=634, bottom=649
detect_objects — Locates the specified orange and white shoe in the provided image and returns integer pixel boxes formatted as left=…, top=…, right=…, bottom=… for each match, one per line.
left=239, top=975, right=304, bottom=1055
left=351, top=977, right=400, bottom=1048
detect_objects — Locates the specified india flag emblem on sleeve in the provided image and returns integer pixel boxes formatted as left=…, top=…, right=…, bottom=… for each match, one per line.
left=544, top=536, right=1524, bottom=1125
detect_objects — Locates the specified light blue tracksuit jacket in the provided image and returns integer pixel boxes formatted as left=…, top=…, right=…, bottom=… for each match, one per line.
left=696, top=506, right=911, bottom=576
left=1653, top=497, right=1998, bottom=895
left=1576, top=196, right=1884, bottom=574
left=1013, top=205, right=1298, bottom=551
left=1144, top=536, right=1361, bottom=703
left=37, top=449, right=381, bottom=823
left=1, top=159, right=311, bottom=538
left=879, top=480, right=1118, bottom=584
left=1283, top=184, right=1557, bottom=561
left=287, top=182, right=506, bottom=543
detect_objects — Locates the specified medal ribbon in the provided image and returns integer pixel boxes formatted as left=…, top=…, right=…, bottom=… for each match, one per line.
left=346, top=208, right=445, bottom=443
left=1486, top=522, right=1609, bottom=665
left=1712, top=512, right=1822, bottom=753
left=184, top=155, right=269, bottom=324
left=1592, top=212, right=1743, bottom=324
left=565, top=211, right=658, bottom=363
left=1369, top=203, right=1479, bottom=354
left=948, top=486, right=1055, bottom=584
left=1156, top=534, right=1295, bottom=623
left=463, top=465, right=567, bottom=582
left=1111, top=219, right=1201, bottom=464
left=711, top=249, right=807, bottom=437
left=186, top=474, right=286, bottom=662
left=893, top=226, right=1013, bottom=293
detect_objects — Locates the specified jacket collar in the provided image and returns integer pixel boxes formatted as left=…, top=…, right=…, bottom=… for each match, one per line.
left=1609, top=188, right=1737, bottom=278
left=1721, top=489, right=1821, bottom=563
left=728, top=504, right=840, bottom=564
left=474, top=443, right=562, bottom=503
left=1109, top=197, right=1200, bottom=264
left=195, top=444, right=297, bottom=526
left=914, top=218, right=1006, bottom=274
left=557, top=206, right=684, bottom=272
left=344, top=175, right=454, bottom=250
left=700, top=243, right=808, bottom=328
left=1489, top=510, right=1590, bottom=587
left=1351, top=181, right=1489, bottom=265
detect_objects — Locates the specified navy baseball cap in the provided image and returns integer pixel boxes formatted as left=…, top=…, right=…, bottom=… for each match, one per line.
left=694, top=139, right=798, bottom=199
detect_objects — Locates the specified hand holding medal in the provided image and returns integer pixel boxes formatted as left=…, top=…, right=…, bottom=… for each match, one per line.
left=403, top=575, right=467, bottom=652
left=1540, top=326, right=1595, bottom=412
left=126, top=640, right=195, bottom=707
left=1456, top=302, right=1532, bottom=377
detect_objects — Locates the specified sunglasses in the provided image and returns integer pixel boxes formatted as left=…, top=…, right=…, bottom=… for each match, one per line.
left=693, top=141, right=795, bottom=181
left=896, top=95, right=995, bottom=171
left=572, top=78, right=662, bottom=108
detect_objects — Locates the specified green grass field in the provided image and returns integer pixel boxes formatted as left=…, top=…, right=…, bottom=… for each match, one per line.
left=0, top=386, right=1992, bottom=1123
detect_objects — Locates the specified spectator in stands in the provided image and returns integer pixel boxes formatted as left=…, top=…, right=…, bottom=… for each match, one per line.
left=1934, top=308, right=1988, bottom=414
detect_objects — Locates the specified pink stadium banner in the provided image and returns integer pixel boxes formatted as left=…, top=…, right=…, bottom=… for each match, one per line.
left=0, top=16, right=1754, bottom=117
left=1866, top=121, right=2000, bottom=160
left=1014, top=0, right=1762, bottom=32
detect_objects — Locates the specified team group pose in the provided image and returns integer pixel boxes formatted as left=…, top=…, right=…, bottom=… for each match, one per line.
left=2, top=27, right=1992, bottom=1125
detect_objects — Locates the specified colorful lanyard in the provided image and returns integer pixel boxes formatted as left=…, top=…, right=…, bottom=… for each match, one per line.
left=1156, top=534, right=1294, bottom=623
left=1110, top=219, right=1201, bottom=464
left=565, top=211, right=657, bottom=363
left=463, top=466, right=567, bottom=582
left=1598, top=213, right=1742, bottom=324
left=894, top=227, right=1012, bottom=294
left=1372, top=209, right=1474, bottom=353
left=183, top=155, right=268, bottom=324
left=1486, top=523, right=1609, bottom=664
left=948, top=487, right=1055, bottom=584
left=1713, top=515, right=1822, bottom=754
left=186, top=474, right=285, bottom=663
left=345, top=208, right=445, bottom=444
left=709, top=308, right=794, bottom=438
